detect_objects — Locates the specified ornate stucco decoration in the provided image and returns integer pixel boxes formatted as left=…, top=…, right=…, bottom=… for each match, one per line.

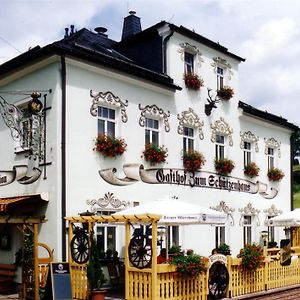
left=177, top=108, right=204, bottom=140
left=138, top=103, right=170, bottom=132
left=178, top=42, right=204, bottom=67
left=211, top=117, right=233, bottom=146
left=211, top=56, right=233, bottom=79
left=239, top=203, right=260, bottom=226
left=240, top=131, right=259, bottom=152
left=264, top=137, right=281, bottom=158
left=86, top=192, right=130, bottom=213
left=263, top=204, right=282, bottom=226
left=90, top=90, right=129, bottom=123
left=210, top=200, right=235, bottom=226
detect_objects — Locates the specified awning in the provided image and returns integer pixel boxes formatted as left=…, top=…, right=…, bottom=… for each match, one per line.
left=0, top=193, right=48, bottom=213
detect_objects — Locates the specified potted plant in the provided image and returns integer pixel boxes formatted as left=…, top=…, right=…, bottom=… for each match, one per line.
left=94, top=134, right=127, bottom=158
left=87, top=232, right=106, bottom=300
left=170, top=252, right=208, bottom=277
left=183, top=150, right=205, bottom=172
left=217, top=243, right=231, bottom=256
left=183, top=73, right=204, bottom=90
left=217, top=86, right=234, bottom=100
left=215, top=158, right=235, bottom=176
left=244, top=162, right=260, bottom=177
left=142, top=143, right=168, bottom=165
left=168, top=244, right=182, bottom=257
left=238, top=243, right=264, bottom=272
left=267, top=167, right=284, bottom=181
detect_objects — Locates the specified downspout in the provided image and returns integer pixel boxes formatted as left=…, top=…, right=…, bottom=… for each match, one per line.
left=61, top=55, right=67, bottom=261
left=291, top=134, right=294, bottom=210
left=160, top=24, right=173, bottom=74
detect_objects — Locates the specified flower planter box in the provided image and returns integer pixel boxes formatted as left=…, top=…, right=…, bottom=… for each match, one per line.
left=217, top=86, right=234, bottom=100
left=184, top=73, right=204, bottom=90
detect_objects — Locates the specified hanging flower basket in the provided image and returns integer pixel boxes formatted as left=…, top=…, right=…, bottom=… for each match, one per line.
left=143, top=143, right=168, bottom=165
left=183, top=150, right=205, bottom=172
left=94, top=134, right=127, bottom=158
left=169, top=253, right=208, bottom=277
left=244, top=162, right=260, bottom=177
left=184, top=73, right=204, bottom=90
left=215, top=158, right=235, bottom=176
left=238, top=243, right=264, bottom=272
left=217, top=86, right=234, bottom=100
left=267, top=167, right=284, bottom=181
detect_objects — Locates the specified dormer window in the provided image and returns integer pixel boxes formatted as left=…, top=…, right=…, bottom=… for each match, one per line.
left=184, top=52, right=194, bottom=74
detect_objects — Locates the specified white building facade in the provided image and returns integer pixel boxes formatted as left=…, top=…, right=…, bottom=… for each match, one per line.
left=0, top=12, right=297, bottom=267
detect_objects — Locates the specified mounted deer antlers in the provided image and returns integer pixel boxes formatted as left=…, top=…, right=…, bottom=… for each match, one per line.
left=205, top=88, right=220, bottom=116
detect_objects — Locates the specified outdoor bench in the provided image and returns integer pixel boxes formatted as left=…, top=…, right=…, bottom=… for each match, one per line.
left=0, top=263, right=16, bottom=293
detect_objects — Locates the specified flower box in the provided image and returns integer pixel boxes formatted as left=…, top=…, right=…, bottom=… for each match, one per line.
left=94, top=134, right=127, bottom=158
left=238, top=243, right=264, bottom=272
left=143, top=143, right=168, bottom=165
left=244, top=162, right=260, bottom=177
left=183, top=150, right=205, bottom=172
left=217, top=86, right=234, bottom=100
left=183, top=73, right=204, bottom=90
left=215, top=158, right=235, bottom=176
left=267, top=167, right=284, bottom=181
left=169, top=253, right=208, bottom=277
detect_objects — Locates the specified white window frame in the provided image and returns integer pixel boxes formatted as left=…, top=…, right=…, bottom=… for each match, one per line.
left=243, top=141, right=252, bottom=167
left=267, top=216, right=275, bottom=242
left=243, top=216, right=252, bottom=245
left=96, top=210, right=117, bottom=253
left=183, top=126, right=194, bottom=152
left=217, top=66, right=224, bottom=90
left=215, top=226, right=225, bottom=247
left=97, top=106, right=116, bottom=137
left=184, top=52, right=194, bottom=74
left=267, top=147, right=275, bottom=170
left=215, top=134, right=225, bottom=160
left=167, top=226, right=179, bottom=248
left=145, top=117, right=160, bottom=146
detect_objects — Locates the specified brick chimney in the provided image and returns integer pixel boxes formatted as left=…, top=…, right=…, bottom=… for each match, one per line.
left=121, top=11, right=141, bottom=40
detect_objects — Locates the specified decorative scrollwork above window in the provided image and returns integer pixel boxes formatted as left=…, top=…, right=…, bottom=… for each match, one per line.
left=211, top=117, right=233, bottom=146
left=210, top=201, right=235, bottom=226
left=264, top=137, right=281, bottom=158
left=177, top=108, right=204, bottom=139
left=90, top=90, right=128, bottom=123
left=239, top=203, right=260, bottom=226
left=138, top=103, right=170, bottom=132
left=86, top=192, right=130, bottom=213
left=263, top=204, right=282, bottom=226
left=178, top=42, right=204, bottom=67
left=211, top=56, right=233, bottom=79
left=240, top=131, right=259, bottom=152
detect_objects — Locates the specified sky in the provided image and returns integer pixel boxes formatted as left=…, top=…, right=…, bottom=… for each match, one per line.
left=0, top=0, right=299, bottom=125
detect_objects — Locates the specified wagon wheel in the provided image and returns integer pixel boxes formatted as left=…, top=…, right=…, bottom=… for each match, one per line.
left=128, top=235, right=152, bottom=269
left=208, top=262, right=229, bottom=299
left=70, top=227, right=89, bottom=264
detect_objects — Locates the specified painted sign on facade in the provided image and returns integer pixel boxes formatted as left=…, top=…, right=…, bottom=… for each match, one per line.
left=99, top=164, right=278, bottom=199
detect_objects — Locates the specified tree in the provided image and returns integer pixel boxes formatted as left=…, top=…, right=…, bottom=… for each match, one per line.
left=292, top=130, right=300, bottom=165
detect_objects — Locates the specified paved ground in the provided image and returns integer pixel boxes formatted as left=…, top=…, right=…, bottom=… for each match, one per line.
left=226, top=284, right=300, bottom=300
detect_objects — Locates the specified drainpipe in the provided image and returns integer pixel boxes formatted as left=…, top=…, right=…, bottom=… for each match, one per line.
left=291, top=134, right=294, bottom=211
left=61, top=55, right=67, bottom=261
left=159, top=24, right=173, bottom=74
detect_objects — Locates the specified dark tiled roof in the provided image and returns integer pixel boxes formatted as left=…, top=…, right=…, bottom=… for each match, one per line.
left=239, top=101, right=298, bottom=131
left=0, top=28, right=180, bottom=91
left=115, top=21, right=245, bottom=62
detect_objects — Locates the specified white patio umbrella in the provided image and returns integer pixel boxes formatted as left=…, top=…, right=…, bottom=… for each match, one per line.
left=113, top=196, right=227, bottom=225
left=268, top=208, right=300, bottom=227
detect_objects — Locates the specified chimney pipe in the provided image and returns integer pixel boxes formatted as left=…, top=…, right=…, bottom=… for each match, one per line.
left=94, top=27, right=108, bottom=37
left=121, top=11, right=142, bottom=40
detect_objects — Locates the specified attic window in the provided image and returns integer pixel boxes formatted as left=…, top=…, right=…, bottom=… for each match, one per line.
left=178, top=42, right=203, bottom=68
